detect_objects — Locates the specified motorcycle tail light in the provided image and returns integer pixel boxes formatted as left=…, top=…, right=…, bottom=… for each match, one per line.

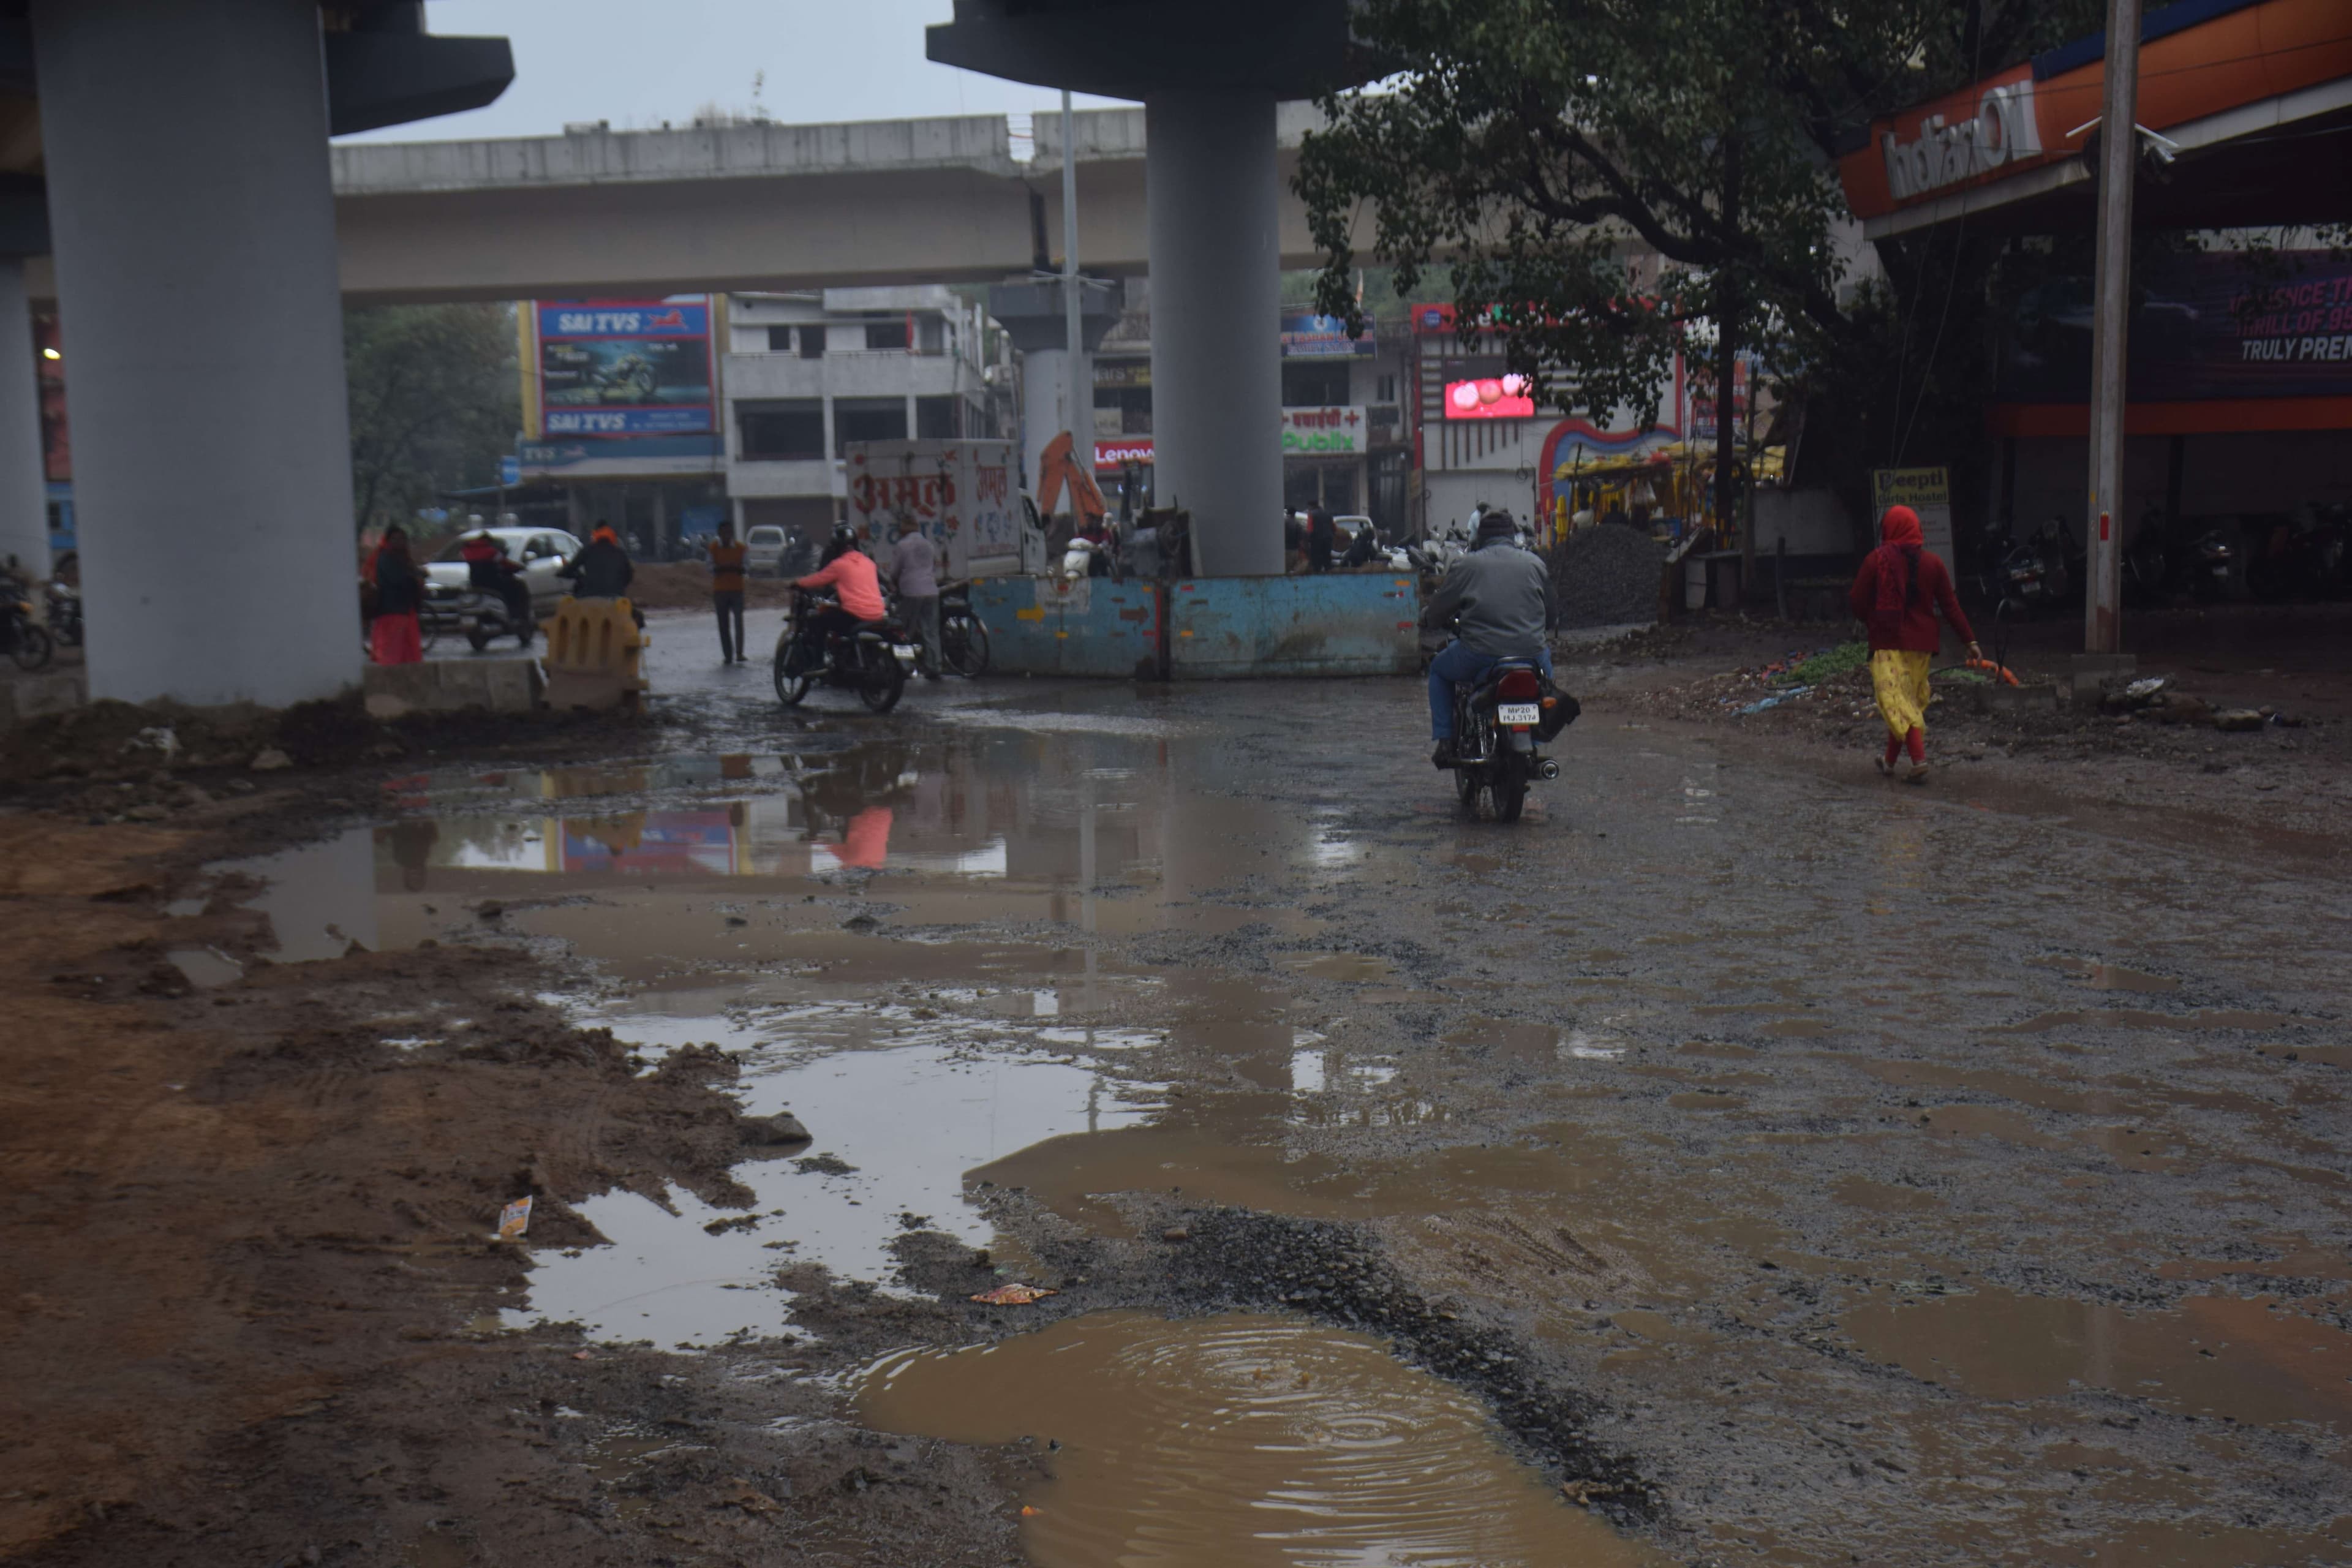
left=1497, top=668, right=1542, bottom=701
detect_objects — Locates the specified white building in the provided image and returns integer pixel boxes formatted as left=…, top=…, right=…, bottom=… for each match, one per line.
left=723, top=287, right=1006, bottom=543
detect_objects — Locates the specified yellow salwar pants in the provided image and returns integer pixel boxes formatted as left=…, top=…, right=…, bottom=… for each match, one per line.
left=1869, top=649, right=1933, bottom=739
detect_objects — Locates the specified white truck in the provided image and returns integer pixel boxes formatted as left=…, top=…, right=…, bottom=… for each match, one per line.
left=842, top=439, right=1045, bottom=579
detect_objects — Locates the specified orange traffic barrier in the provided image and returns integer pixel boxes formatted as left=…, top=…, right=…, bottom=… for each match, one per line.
left=543, top=597, right=648, bottom=710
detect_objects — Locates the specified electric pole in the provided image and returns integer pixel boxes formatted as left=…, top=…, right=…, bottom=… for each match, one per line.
left=2085, top=0, right=2141, bottom=654
left=1061, top=90, right=1087, bottom=477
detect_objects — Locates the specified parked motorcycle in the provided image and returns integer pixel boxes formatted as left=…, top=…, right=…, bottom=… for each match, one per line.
left=2169, top=524, right=2236, bottom=602
left=2124, top=511, right=2169, bottom=608
left=1981, top=526, right=2059, bottom=622
left=1, top=567, right=53, bottom=672
left=1441, top=658, right=1576, bottom=823
left=424, top=580, right=535, bottom=652
left=43, top=579, right=81, bottom=648
left=773, top=587, right=913, bottom=714
left=938, top=581, right=990, bottom=677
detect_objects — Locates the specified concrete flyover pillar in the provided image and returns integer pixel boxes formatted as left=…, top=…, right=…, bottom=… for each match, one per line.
left=0, top=257, right=47, bottom=578
left=1146, top=89, right=1282, bottom=576
left=31, top=0, right=361, bottom=706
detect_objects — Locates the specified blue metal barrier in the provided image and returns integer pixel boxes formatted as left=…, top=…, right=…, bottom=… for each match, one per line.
left=970, top=577, right=1163, bottom=678
left=970, top=573, right=1419, bottom=679
left=1169, top=574, right=1419, bottom=677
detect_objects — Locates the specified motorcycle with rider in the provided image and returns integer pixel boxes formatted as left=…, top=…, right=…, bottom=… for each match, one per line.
left=774, top=524, right=916, bottom=713
left=1422, top=510, right=1577, bottom=822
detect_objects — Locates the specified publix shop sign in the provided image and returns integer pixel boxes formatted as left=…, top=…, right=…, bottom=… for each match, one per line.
left=1280, top=406, right=1366, bottom=454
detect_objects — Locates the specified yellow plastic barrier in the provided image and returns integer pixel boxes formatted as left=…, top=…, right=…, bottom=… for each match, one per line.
left=542, top=596, right=648, bottom=710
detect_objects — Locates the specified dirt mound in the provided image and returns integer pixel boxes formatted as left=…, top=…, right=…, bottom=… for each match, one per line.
left=1550, top=526, right=1665, bottom=628
left=0, top=694, right=646, bottom=808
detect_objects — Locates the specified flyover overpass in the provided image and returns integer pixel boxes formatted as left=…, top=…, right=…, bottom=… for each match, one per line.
left=21, top=106, right=1365, bottom=306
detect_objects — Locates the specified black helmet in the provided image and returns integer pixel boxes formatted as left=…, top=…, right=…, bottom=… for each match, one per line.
left=831, top=522, right=860, bottom=549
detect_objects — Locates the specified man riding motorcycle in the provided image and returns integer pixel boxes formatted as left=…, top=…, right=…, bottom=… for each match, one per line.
left=1421, top=509, right=1556, bottom=767
left=458, top=530, right=532, bottom=636
left=794, top=524, right=888, bottom=657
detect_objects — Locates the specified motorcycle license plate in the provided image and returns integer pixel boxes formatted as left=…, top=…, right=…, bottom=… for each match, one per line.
left=1497, top=703, right=1540, bottom=726
left=892, top=644, right=918, bottom=658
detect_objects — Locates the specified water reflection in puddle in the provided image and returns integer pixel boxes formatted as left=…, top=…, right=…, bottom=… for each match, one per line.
left=511, top=1041, right=1166, bottom=1345
left=853, top=1311, right=1659, bottom=1568
left=211, top=728, right=1341, bottom=961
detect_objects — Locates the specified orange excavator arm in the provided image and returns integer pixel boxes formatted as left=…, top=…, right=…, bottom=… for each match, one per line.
left=1036, top=431, right=1107, bottom=531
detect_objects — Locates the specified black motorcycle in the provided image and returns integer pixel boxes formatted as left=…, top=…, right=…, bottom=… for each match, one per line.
left=939, top=581, right=989, bottom=677
left=43, top=579, right=81, bottom=648
left=2169, top=524, right=2236, bottom=602
left=774, top=587, right=912, bottom=714
left=1442, top=658, right=1575, bottom=823
left=2, top=568, right=52, bottom=672
left=424, top=579, right=535, bottom=652
left=1981, top=527, right=2056, bottom=623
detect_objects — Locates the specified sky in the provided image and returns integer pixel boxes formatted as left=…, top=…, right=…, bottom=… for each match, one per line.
left=336, top=1, right=1129, bottom=144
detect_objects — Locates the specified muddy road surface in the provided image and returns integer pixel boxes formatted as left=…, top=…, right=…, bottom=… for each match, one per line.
left=6, top=641, right=2348, bottom=1567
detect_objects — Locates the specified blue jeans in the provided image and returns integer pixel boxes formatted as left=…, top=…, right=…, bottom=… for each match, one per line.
left=1428, top=641, right=1553, bottom=741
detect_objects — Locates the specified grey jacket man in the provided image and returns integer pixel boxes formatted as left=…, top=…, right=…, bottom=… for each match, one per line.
left=1420, top=541, right=1556, bottom=657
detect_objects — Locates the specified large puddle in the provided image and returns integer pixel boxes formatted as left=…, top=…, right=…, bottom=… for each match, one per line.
left=853, top=1311, right=1659, bottom=1567
left=188, top=700, right=2351, bottom=1564
left=202, top=729, right=1355, bottom=971
left=1840, top=1284, right=2352, bottom=1428
left=511, top=1037, right=1166, bottom=1344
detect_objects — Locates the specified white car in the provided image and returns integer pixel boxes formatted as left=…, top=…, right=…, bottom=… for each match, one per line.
left=423, top=527, right=582, bottom=618
left=744, top=524, right=790, bottom=577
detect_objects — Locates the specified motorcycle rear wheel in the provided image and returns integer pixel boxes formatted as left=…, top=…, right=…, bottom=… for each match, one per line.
left=857, top=643, right=906, bottom=714
left=1490, top=752, right=1529, bottom=824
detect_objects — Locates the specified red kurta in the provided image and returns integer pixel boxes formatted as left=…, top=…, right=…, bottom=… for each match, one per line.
left=1849, top=546, right=1974, bottom=653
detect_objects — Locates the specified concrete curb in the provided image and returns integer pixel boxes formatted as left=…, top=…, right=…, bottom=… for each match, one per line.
left=361, top=657, right=544, bottom=718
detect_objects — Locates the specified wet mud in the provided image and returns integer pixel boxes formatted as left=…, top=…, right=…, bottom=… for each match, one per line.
left=7, top=650, right=2351, bottom=1567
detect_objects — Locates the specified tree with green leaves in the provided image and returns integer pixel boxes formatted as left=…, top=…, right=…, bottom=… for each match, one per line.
left=344, top=303, right=519, bottom=537
left=1299, top=0, right=2102, bottom=543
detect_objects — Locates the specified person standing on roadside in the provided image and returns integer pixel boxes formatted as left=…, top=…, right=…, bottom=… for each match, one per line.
left=707, top=519, right=748, bottom=663
left=1306, top=507, right=1336, bottom=573
left=885, top=512, right=941, bottom=680
left=1849, top=503, right=1981, bottom=784
left=367, top=524, right=424, bottom=665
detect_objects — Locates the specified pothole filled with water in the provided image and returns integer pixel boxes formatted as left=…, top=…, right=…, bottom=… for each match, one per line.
left=852, top=1311, right=1663, bottom=1567
left=507, top=1039, right=1167, bottom=1345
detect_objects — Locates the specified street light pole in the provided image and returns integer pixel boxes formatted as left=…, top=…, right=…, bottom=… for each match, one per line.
left=1061, top=89, right=1087, bottom=480
left=2084, top=0, right=2141, bottom=654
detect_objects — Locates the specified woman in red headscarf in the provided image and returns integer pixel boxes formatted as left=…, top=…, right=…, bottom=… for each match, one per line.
left=1849, top=505, right=1980, bottom=783
left=366, top=524, right=424, bottom=665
